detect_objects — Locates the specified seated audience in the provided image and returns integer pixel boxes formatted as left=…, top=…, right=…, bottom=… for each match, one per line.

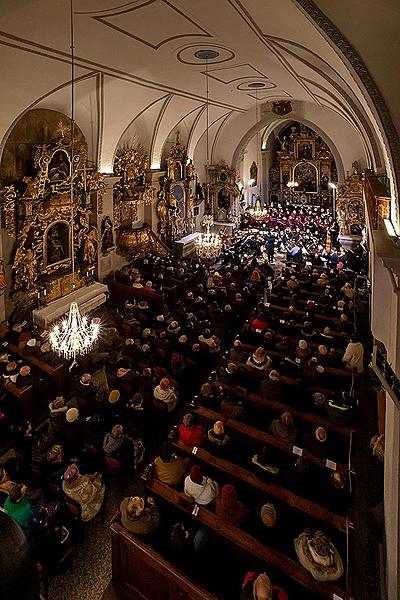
left=178, top=413, right=205, bottom=447
left=4, top=483, right=32, bottom=528
left=184, top=465, right=218, bottom=506
left=120, top=495, right=160, bottom=536
left=62, top=463, right=105, bottom=522
left=154, top=442, right=186, bottom=486
left=215, top=483, right=248, bottom=527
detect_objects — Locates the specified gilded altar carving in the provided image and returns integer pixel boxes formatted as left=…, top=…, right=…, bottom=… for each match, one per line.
left=336, top=161, right=365, bottom=236
left=113, top=144, right=156, bottom=242
left=158, top=135, right=196, bottom=245
left=10, top=119, right=102, bottom=293
left=207, top=162, right=239, bottom=222
left=2, top=185, right=17, bottom=237
left=270, top=122, right=335, bottom=205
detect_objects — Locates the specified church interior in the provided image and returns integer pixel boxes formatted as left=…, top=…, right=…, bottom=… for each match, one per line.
left=0, top=2, right=399, bottom=599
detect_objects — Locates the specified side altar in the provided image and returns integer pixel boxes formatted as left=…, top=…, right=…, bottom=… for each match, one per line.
left=2, top=120, right=107, bottom=318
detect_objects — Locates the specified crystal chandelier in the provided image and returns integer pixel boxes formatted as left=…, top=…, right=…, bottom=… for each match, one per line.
left=196, top=217, right=222, bottom=259
left=49, top=0, right=100, bottom=366
left=248, top=196, right=268, bottom=220
left=50, top=303, right=100, bottom=364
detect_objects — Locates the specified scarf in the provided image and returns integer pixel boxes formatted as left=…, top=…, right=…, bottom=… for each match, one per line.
left=103, top=432, right=124, bottom=454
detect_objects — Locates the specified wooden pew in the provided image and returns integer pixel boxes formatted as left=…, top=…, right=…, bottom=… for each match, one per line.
left=194, top=405, right=348, bottom=475
left=6, top=342, right=67, bottom=395
left=104, top=274, right=167, bottom=311
left=1, top=379, right=34, bottom=418
left=173, top=439, right=347, bottom=533
left=239, top=342, right=352, bottom=380
left=146, top=478, right=349, bottom=600
left=226, top=358, right=342, bottom=399
left=211, top=380, right=355, bottom=437
left=110, top=512, right=218, bottom=600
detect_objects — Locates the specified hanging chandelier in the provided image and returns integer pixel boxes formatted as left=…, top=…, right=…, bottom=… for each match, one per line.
left=50, top=303, right=100, bottom=363
left=196, top=215, right=222, bottom=259
left=248, top=196, right=268, bottom=220
left=49, top=0, right=100, bottom=365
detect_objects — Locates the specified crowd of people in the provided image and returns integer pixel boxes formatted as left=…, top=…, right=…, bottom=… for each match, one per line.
left=0, top=205, right=371, bottom=599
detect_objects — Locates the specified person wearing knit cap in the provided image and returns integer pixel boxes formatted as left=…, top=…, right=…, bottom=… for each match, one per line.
left=269, top=412, right=297, bottom=444
left=183, top=465, right=218, bottom=506
left=153, top=378, right=178, bottom=413
left=215, top=483, right=248, bottom=527
left=179, top=413, right=205, bottom=448
left=154, top=442, right=186, bottom=486
left=66, top=407, right=79, bottom=423
left=260, top=502, right=277, bottom=528
left=120, top=495, right=160, bottom=536
left=207, top=420, right=230, bottom=455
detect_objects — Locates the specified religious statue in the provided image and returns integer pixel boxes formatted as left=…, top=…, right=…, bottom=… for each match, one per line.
left=83, top=227, right=98, bottom=264
left=250, top=161, right=258, bottom=186
left=24, top=249, right=37, bottom=288
left=48, top=151, right=70, bottom=182
left=101, top=216, right=114, bottom=255
left=48, top=227, right=67, bottom=264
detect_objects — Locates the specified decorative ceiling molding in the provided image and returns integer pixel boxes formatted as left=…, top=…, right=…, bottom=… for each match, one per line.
left=94, top=0, right=211, bottom=50
left=205, top=64, right=267, bottom=85
left=293, top=0, right=400, bottom=206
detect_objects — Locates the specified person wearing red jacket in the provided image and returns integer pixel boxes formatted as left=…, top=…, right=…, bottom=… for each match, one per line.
left=178, top=413, right=205, bottom=447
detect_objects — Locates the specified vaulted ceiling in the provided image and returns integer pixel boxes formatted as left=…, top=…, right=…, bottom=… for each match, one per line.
left=0, top=1, right=399, bottom=209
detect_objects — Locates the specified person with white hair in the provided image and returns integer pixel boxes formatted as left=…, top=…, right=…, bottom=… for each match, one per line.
left=120, top=495, right=160, bottom=535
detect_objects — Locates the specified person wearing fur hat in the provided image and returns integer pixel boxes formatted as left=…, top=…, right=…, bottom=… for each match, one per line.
left=207, top=420, right=230, bottom=456
left=246, top=347, right=272, bottom=371
left=184, top=465, right=218, bottom=507
left=120, top=495, right=160, bottom=536
left=240, top=571, right=288, bottom=600
left=154, top=442, right=186, bottom=486
left=153, top=378, right=178, bottom=413
left=216, top=483, right=248, bottom=527
left=62, top=463, right=105, bottom=522
left=178, top=413, right=205, bottom=448
left=269, top=412, right=297, bottom=444
left=294, top=529, right=343, bottom=582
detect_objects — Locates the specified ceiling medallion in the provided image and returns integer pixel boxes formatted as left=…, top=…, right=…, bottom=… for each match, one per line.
left=177, top=44, right=235, bottom=65
left=194, top=49, right=220, bottom=60
left=272, top=100, right=293, bottom=116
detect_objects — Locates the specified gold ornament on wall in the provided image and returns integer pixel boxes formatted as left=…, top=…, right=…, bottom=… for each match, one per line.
left=2, top=185, right=17, bottom=237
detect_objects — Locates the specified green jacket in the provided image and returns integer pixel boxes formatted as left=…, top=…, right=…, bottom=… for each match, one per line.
left=4, top=497, right=32, bottom=528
